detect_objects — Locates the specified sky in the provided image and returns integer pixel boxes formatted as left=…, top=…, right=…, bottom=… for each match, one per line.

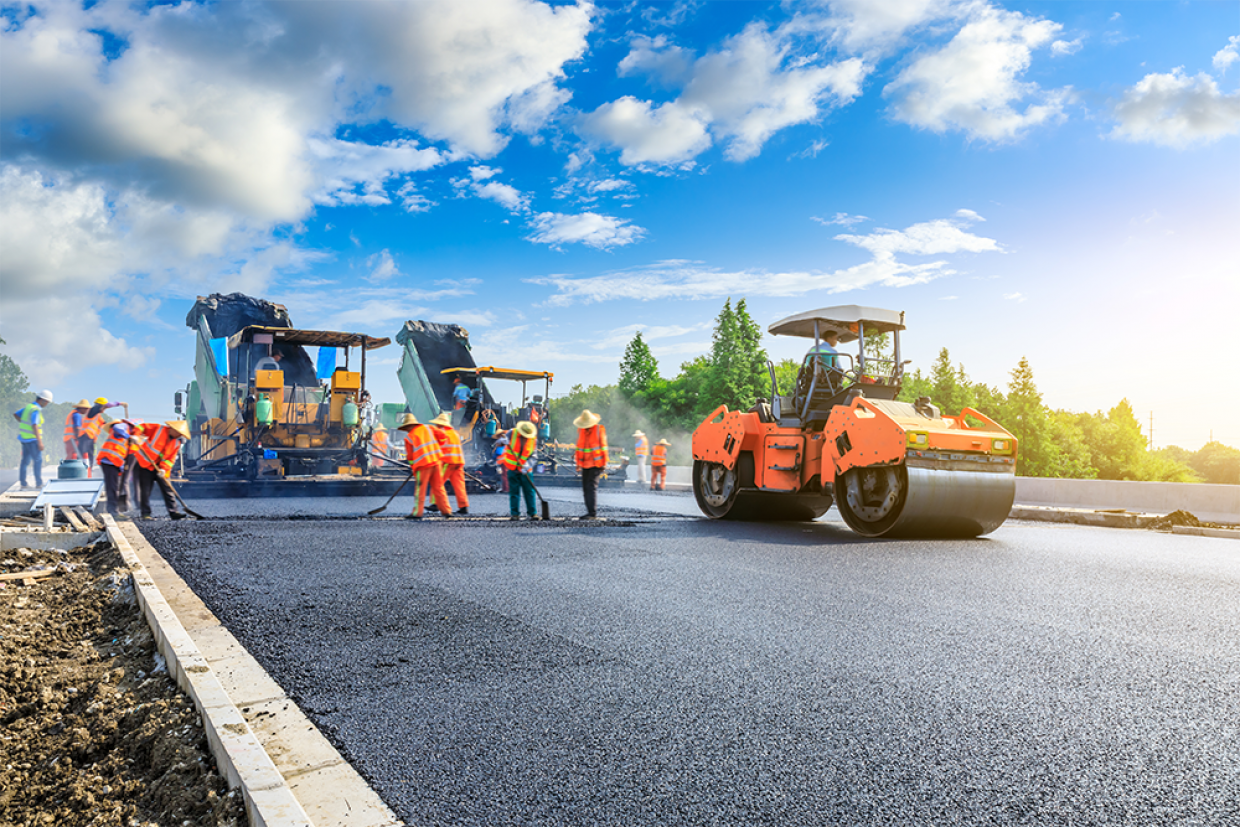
left=2, top=0, right=1237, bottom=451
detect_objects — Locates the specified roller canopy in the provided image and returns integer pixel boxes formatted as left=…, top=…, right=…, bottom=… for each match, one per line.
left=228, top=326, right=391, bottom=350
left=768, top=305, right=905, bottom=342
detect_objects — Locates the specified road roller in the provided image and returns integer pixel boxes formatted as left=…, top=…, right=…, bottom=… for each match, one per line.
left=691, top=306, right=1018, bottom=538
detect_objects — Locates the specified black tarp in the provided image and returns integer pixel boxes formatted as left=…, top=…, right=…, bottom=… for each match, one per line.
left=186, top=293, right=318, bottom=386
left=396, top=320, right=495, bottom=411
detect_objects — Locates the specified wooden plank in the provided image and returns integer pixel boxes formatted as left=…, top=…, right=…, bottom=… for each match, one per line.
left=0, top=568, right=56, bottom=582
left=73, top=506, right=103, bottom=531
left=60, top=507, right=88, bottom=532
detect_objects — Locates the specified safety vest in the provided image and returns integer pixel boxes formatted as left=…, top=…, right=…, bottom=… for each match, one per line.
left=97, top=424, right=131, bottom=468
left=431, top=425, right=464, bottom=466
left=498, top=435, right=535, bottom=471
left=83, top=411, right=107, bottom=440
left=135, top=424, right=181, bottom=475
left=64, top=411, right=84, bottom=442
left=635, top=436, right=649, bottom=458
left=16, top=403, right=41, bottom=442
left=403, top=425, right=442, bottom=470
left=575, top=425, right=608, bottom=469
left=651, top=443, right=668, bottom=466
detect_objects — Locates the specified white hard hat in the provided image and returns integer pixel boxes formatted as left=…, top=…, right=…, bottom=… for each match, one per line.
left=36, top=389, right=54, bottom=402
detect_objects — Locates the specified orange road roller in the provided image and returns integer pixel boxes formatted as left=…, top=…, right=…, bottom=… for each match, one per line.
left=691, top=306, right=1018, bottom=537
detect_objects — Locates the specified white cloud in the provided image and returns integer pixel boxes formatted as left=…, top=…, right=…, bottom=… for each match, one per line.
left=527, top=212, right=647, bottom=250
left=884, top=6, right=1070, bottom=140
left=1110, top=68, right=1240, bottom=148
left=1215, top=36, right=1240, bottom=73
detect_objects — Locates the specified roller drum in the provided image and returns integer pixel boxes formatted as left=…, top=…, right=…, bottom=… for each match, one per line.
left=836, top=463, right=1015, bottom=538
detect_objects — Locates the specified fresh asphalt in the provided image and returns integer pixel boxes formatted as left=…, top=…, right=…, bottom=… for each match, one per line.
left=137, top=489, right=1239, bottom=826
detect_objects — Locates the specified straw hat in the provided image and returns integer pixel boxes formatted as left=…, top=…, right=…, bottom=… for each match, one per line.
left=429, top=412, right=453, bottom=427
left=396, top=413, right=420, bottom=431
left=165, top=420, right=191, bottom=440
left=75, top=399, right=91, bottom=409
left=573, top=409, right=601, bottom=428
left=514, top=421, right=537, bottom=440
left=632, top=430, right=645, bottom=437
left=95, top=397, right=109, bottom=405
left=657, top=438, right=670, bottom=446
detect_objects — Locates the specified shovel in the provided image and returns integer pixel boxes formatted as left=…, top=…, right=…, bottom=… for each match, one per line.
left=368, top=469, right=415, bottom=516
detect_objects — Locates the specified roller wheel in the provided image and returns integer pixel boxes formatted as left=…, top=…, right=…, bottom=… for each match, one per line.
left=694, top=460, right=741, bottom=519
left=835, top=465, right=908, bottom=537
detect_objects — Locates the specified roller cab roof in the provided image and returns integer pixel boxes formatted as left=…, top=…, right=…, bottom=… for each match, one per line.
left=768, top=305, right=905, bottom=342
left=442, top=366, right=554, bottom=382
left=228, top=326, right=392, bottom=350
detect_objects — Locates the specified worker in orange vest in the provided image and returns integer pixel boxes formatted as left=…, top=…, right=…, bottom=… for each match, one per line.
left=427, top=412, right=469, bottom=515
left=97, top=419, right=140, bottom=515
left=573, top=409, right=608, bottom=519
left=63, top=400, right=91, bottom=462
left=397, top=413, right=452, bottom=519
left=498, top=421, right=538, bottom=519
left=133, top=420, right=190, bottom=520
left=650, top=438, right=670, bottom=491
left=370, top=424, right=389, bottom=468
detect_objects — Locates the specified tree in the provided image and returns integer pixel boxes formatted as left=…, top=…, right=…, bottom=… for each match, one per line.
left=618, top=332, right=659, bottom=399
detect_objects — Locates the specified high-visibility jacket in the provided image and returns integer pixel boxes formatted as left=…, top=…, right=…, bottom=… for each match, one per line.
left=83, top=411, right=108, bottom=440
left=16, top=403, right=42, bottom=442
left=651, top=443, right=668, bottom=466
left=634, top=435, right=649, bottom=458
left=97, top=423, right=132, bottom=469
left=431, top=425, right=464, bottom=466
left=403, top=425, right=442, bottom=470
left=135, top=424, right=182, bottom=475
left=575, top=425, right=608, bottom=469
left=498, top=435, right=536, bottom=471
left=64, top=411, right=84, bottom=442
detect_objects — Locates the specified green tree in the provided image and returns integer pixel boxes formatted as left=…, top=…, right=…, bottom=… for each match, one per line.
left=618, top=331, right=659, bottom=399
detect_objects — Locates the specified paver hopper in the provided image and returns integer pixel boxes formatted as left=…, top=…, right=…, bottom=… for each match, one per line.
left=691, top=306, right=1018, bottom=537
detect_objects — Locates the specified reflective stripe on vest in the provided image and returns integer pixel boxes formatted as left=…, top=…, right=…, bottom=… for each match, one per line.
left=575, top=425, right=608, bottom=469
left=17, top=404, right=40, bottom=441
left=499, top=436, right=535, bottom=470
left=64, top=411, right=83, bottom=442
left=97, top=427, right=130, bottom=468
left=404, top=426, right=442, bottom=469
left=651, top=444, right=668, bottom=466
left=433, top=426, right=464, bottom=465
left=635, top=436, right=649, bottom=457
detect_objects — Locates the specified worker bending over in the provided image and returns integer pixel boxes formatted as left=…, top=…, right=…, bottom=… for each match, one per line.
left=498, top=421, right=539, bottom=520
left=427, top=412, right=469, bottom=515
left=650, top=438, right=669, bottom=491
left=134, top=420, right=190, bottom=520
left=398, top=413, right=452, bottom=520
left=632, top=430, right=648, bottom=484
left=97, top=419, right=139, bottom=515
left=574, top=409, right=608, bottom=519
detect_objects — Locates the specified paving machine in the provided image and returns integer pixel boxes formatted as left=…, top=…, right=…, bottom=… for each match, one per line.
left=691, top=306, right=1018, bottom=537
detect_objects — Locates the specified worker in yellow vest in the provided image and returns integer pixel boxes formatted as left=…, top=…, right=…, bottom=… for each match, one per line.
left=498, top=421, right=538, bottom=519
left=650, top=439, right=670, bottom=491
left=574, top=409, right=608, bottom=519
left=632, top=430, right=649, bottom=484
left=397, top=413, right=452, bottom=519
left=427, top=412, right=469, bottom=515
left=134, top=421, right=190, bottom=519
left=97, top=420, right=140, bottom=515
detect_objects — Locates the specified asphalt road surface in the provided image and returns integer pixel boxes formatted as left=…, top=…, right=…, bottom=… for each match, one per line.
left=139, top=491, right=1239, bottom=826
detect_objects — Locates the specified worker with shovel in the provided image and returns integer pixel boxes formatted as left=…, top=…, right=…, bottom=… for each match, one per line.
left=397, top=413, right=452, bottom=520
left=134, top=420, right=190, bottom=520
left=498, top=421, right=539, bottom=520
left=426, top=412, right=469, bottom=515
left=574, top=409, right=608, bottom=519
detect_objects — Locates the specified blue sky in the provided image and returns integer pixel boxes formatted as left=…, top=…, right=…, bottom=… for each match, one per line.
left=2, top=0, right=1237, bottom=450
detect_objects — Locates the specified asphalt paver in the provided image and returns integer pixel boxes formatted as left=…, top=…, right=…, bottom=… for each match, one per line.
left=139, top=493, right=1240, bottom=826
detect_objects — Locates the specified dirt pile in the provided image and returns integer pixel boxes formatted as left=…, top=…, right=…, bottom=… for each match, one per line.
left=0, top=541, right=245, bottom=826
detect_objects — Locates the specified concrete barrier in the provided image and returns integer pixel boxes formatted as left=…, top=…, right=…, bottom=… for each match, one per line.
left=1015, top=478, right=1239, bottom=524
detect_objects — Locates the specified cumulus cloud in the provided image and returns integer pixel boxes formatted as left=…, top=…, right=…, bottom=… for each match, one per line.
left=526, top=212, right=647, bottom=250
left=1110, top=68, right=1240, bottom=148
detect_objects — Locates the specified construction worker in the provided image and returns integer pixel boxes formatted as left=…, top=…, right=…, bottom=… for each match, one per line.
left=632, top=430, right=649, bottom=484
left=650, top=438, right=670, bottom=491
left=63, top=399, right=91, bottom=462
left=573, top=409, right=608, bottom=519
left=498, top=421, right=538, bottom=520
left=427, top=412, right=469, bottom=515
left=397, top=413, right=452, bottom=520
left=97, top=419, right=140, bottom=515
left=134, top=420, right=190, bottom=520
left=370, top=424, right=389, bottom=467
left=12, top=389, right=53, bottom=490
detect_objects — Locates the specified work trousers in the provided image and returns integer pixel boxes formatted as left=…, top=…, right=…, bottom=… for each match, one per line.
left=19, top=441, right=43, bottom=487
left=443, top=464, right=469, bottom=509
left=135, top=465, right=183, bottom=518
left=636, top=455, right=647, bottom=483
left=76, top=435, right=96, bottom=476
left=100, top=458, right=133, bottom=514
left=414, top=465, right=451, bottom=517
left=580, top=466, right=603, bottom=516
left=650, top=464, right=667, bottom=491
left=507, top=470, right=536, bottom=517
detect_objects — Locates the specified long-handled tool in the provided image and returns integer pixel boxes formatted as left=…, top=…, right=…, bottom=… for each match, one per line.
left=523, top=472, right=552, bottom=521
left=368, top=469, right=415, bottom=516
left=164, top=475, right=207, bottom=520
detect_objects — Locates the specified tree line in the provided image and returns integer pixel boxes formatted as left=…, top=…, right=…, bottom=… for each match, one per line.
left=547, top=301, right=1239, bottom=484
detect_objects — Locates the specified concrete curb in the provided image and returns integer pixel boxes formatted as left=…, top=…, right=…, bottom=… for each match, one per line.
left=1171, top=525, right=1240, bottom=540
left=103, top=515, right=316, bottom=827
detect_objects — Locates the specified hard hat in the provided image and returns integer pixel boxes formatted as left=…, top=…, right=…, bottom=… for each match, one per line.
left=514, top=421, right=537, bottom=439
left=396, top=413, right=420, bottom=431
left=95, top=397, right=108, bottom=405
left=429, top=412, right=453, bottom=427
left=165, top=420, right=191, bottom=440
left=75, top=399, right=91, bottom=408
left=36, top=389, right=54, bottom=402
left=573, top=409, right=601, bottom=428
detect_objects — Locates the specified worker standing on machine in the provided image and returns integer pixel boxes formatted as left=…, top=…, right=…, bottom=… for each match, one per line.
left=397, top=413, right=452, bottom=520
left=427, top=412, right=469, bottom=515
left=97, top=419, right=139, bottom=515
left=134, top=421, right=190, bottom=520
left=573, top=409, right=608, bottom=520
left=498, top=421, right=538, bottom=520
left=650, top=439, right=670, bottom=491
left=632, top=430, right=649, bottom=484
